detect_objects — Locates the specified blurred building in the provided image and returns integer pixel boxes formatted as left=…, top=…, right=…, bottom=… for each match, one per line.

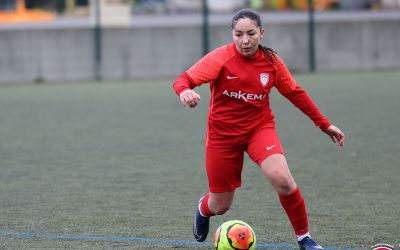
left=1, top=0, right=400, bottom=17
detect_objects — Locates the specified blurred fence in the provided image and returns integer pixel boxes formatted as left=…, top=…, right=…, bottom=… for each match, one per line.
left=0, top=1, right=400, bottom=83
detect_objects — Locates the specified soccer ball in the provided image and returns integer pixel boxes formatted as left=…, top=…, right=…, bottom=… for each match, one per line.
left=214, top=220, right=256, bottom=250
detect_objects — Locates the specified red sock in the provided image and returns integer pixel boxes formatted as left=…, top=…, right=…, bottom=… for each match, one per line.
left=199, top=193, right=215, bottom=217
left=279, top=187, right=309, bottom=236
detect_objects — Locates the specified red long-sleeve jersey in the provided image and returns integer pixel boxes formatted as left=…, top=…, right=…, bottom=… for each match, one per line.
left=173, top=43, right=331, bottom=137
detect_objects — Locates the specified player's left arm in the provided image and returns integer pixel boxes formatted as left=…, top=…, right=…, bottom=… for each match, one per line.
left=321, top=124, right=345, bottom=148
left=274, top=57, right=345, bottom=148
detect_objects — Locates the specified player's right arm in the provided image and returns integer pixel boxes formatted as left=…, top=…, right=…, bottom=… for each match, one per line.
left=173, top=45, right=233, bottom=108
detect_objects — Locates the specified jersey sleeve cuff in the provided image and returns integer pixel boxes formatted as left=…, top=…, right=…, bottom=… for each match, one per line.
left=173, top=72, right=194, bottom=96
left=318, top=121, right=331, bottom=131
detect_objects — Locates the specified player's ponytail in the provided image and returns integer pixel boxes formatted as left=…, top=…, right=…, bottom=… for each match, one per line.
left=258, top=44, right=278, bottom=64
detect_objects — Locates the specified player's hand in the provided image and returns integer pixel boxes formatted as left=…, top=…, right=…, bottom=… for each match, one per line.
left=179, top=89, right=201, bottom=108
left=323, top=125, right=345, bottom=148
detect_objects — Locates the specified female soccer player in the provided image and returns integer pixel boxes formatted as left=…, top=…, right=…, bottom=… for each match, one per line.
left=172, top=9, right=345, bottom=250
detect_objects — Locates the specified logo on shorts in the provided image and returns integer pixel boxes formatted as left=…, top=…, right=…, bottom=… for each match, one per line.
left=260, top=73, right=269, bottom=86
left=371, top=244, right=393, bottom=250
left=266, top=145, right=276, bottom=151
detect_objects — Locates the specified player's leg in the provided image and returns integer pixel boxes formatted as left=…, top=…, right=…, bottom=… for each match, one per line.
left=193, top=191, right=235, bottom=242
left=193, top=143, right=244, bottom=242
left=260, top=154, right=307, bottom=235
left=208, top=191, right=235, bottom=215
left=246, top=126, right=323, bottom=249
left=260, top=155, right=323, bottom=250
left=260, top=154, right=297, bottom=195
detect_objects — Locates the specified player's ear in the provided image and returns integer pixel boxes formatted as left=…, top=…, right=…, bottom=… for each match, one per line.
left=260, top=28, right=265, bottom=39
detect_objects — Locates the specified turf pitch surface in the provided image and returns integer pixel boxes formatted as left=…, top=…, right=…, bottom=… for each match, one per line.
left=0, top=71, right=399, bottom=249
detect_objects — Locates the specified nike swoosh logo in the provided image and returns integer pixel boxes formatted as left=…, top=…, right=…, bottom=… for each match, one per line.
left=227, top=75, right=239, bottom=79
left=193, top=223, right=203, bottom=240
left=266, top=145, right=276, bottom=151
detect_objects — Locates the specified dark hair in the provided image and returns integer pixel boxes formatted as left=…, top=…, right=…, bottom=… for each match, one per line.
left=231, top=9, right=277, bottom=63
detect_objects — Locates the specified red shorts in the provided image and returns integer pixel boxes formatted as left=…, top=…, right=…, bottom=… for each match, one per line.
left=205, top=123, right=284, bottom=193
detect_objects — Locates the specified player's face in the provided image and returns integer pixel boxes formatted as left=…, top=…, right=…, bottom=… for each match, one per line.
left=232, top=18, right=264, bottom=57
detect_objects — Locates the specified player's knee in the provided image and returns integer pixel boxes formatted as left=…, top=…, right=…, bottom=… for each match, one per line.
left=213, top=204, right=231, bottom=215
left=209, top=191, right=234, bottom=215
left=211, top=201, right=231, bottom=215
left=271, top=173, right=296, bottom=195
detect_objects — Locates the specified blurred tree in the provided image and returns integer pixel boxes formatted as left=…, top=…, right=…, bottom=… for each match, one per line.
left=250, top=0, right=264, bottom=9
left=0, top=0, right=54, bottom=22
left=289, top=0, right=332, bottom=10
left=267, top=0, right=289, bottom=10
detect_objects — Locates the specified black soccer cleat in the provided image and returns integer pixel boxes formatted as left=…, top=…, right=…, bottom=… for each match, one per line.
left=192, top=196, right=210, bottom=242
left=298, top=236, right=324, bottom=250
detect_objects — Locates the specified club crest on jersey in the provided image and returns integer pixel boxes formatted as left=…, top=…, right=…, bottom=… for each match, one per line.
left=260, top=73, right=269, bottom=86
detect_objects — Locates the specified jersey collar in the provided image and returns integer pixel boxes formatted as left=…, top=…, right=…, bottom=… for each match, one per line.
left=232, top=43, right=263, bottom=60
